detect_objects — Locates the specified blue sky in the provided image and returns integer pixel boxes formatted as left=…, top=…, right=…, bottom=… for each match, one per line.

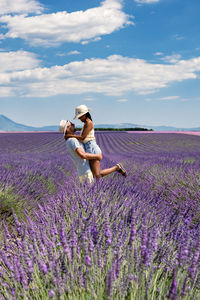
left=0, top=0, right=200, bottom=128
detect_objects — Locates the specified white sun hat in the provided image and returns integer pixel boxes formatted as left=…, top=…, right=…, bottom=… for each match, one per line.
left=59, top=120, right=70, bottom=134
left=73, top=104, right=91, bottom=119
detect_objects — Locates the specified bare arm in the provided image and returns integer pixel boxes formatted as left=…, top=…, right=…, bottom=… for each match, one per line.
left=75, top=147, right=102, bottom=160
left=65, top=134, right=83, bottom=140
left=65, top=120, right=93, bottom=141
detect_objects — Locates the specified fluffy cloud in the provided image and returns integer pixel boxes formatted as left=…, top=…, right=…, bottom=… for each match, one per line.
left=161, top=54, right=182, bottom=64
left=0, top=51, right=40, bottom=96
left=173, top=34, right=184, bottom=41
left=0, top=50, right=40, bottom=72
left=84, top=97, right=96, bottom=101
left=0, top=53, right=200, bottom=97
left=135, top=0, right=160, bottom=4
left=159, top=96, right=180, bottom=101
left=117, top=99, right=128, bottom=102
left=154, top=52, right=164, bottom=56
left=67, top=51, right=80, bottom=56
left=0, top=0, right=133, bottom=47
left=0, top=0, right=43, bottom=15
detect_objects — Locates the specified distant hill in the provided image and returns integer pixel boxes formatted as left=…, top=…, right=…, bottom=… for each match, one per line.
left=0, top=115, right=200, bottom=132
left=0, top=115, right=58, bottom=132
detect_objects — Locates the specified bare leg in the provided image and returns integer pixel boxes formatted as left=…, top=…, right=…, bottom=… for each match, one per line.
left=90, top=161, right=126, bottom=179
left=89, top=160, right=101, bottom=179
left=100, top=165, right=118, bottom=177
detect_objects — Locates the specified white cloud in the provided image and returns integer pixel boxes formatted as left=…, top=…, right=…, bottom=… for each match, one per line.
left=0, top=53, right=200, bottom=98
left=173, top=34, right=184, bottom=41
left=0, top=0, right=133, bottom=47
left=56, top=52, right=67, bottom=57
left=117, top=99, right=128, bottom=102
left=67, top=50, right=80, bottom=55
left=135, top=0, right=160, bottom=4
left=0, top=50, right=40, bottom=72
left=84, top=97, right=96, bottom=101
left=0, top=0, right=43, bottom=15
left=56, top=50, right=81, bottom=56
left=161, top=54, right=182, bottom=64
left=158, top=96, right=190, bottom=102
left=159, top=96, right=180, bottom=101
left=154, top=52, right=163, bottom=56
left=0, top=87, right=16, bottom=97
left=180, top=98, right=189, bottom=102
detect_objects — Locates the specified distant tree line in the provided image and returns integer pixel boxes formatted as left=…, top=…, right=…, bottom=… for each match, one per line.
left=76, top=127, right=153, bottom=131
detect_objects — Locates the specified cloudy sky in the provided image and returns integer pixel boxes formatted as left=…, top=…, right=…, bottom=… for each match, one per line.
left=0, top=0, right=200, bottom=128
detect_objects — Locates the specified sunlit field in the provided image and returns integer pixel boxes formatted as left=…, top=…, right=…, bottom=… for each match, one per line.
left=0, top=132, right=200, bottom=299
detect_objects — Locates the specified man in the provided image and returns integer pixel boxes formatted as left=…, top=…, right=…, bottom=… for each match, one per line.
left=59, top=120, right=126, bottom=184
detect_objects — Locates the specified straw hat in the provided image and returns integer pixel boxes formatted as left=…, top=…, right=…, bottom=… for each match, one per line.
left=73, top=105, right=91, bottom=119
left=59, top=120, right=70, bottom=134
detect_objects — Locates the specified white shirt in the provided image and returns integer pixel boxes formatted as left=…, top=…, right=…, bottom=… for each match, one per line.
left=66, top=138, right=91, bottom=176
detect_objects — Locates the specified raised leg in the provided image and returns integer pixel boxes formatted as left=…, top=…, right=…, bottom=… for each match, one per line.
left=89, top=161, right=126, bottom=179
left=100, top=165, right=118, bottom=177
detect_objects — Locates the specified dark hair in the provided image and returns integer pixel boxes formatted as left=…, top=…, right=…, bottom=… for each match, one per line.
left=85, top=112, right=92, bottom=121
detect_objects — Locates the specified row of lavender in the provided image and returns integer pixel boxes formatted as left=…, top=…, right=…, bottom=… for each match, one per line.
left=0, top=132, right=200, bottom=299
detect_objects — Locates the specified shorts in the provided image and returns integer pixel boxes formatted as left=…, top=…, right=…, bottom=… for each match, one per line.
left=84, top=140, right=102, bottom=154
left=79, top=171, right=94, bottom=184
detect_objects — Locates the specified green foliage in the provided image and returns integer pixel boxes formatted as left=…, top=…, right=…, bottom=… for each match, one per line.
left=0, top=186, right=24, bottom=221
left=184, top=158, right=195, bottom=164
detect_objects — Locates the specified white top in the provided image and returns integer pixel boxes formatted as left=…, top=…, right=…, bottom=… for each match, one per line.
left=80, top=127, right=95, bottom=144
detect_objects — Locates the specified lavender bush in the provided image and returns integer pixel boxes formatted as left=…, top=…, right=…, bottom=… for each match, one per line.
left=0, top=132, right=200, bottom=299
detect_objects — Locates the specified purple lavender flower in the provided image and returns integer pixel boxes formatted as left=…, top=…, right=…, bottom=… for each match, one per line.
left=181, top=276, right=188, bottom=297
left=106, top=270, right=113, bottom=299
left=104, top=214, right=112, bottom=246
left=188, top=240, right=200, bottom=280
left=84, top=255, right=91, bottom=267
left=168, top=268, right=178, bottom=300
left=48, top=289, right=56, bottom=298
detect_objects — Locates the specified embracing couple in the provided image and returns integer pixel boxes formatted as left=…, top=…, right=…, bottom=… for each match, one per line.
left=59, top=105, right=127, bottom=184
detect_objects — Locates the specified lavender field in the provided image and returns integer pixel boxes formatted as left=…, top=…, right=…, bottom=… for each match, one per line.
left=0, top=132, right=200, bottom=299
